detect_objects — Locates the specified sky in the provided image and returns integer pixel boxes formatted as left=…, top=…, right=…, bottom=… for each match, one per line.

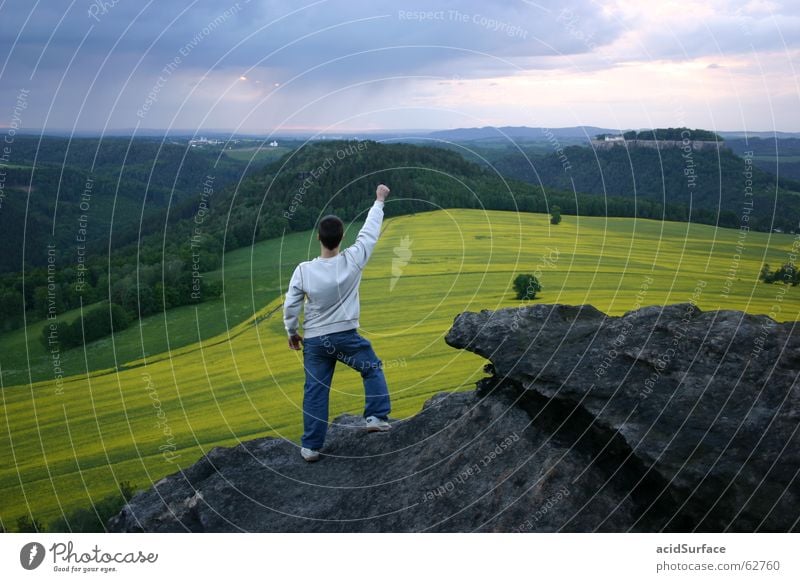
left=0, top=0, right=797, bottom=134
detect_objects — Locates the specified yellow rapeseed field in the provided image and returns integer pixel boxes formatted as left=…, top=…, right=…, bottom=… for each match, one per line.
left=1, top=209, right=798, bottom=527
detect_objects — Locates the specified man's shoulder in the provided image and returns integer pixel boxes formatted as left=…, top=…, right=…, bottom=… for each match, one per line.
left=291, top=260, right=312, bottom=279
left=339, top=245, right=364, bottom=260
left=295, top=257, right=337, bottom=273
left=296, top=258, right=319, bottom=269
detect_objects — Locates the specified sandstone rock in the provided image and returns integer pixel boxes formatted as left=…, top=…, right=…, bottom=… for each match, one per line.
left=108, top=389, right=637, bottom=532
left=445, top=303, right=800, bottom=531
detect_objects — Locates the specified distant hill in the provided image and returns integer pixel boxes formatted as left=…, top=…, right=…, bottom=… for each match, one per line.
left=426, top=126, right=800, bottom=145
left=426, top=126, right=615, bottom=142
left=0, top=136, right=275, bottom=333
left=490, top=143, right=800, bottom=231
left=725, top=137, right=800, bottom=183
left=718, top=130, right=800, bottom=139
left=151, top=139, right=693, bottom=257
left=0, top=136, right=265, bottom=273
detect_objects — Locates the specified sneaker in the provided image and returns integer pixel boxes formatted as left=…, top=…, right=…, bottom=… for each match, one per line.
left=300, top=447, right=320, bottom=462
left=365, top=416, right=391, bottom=432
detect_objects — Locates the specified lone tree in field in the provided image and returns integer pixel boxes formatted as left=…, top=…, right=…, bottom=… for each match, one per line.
left=550, top=205, right=562, bottom=225
left=760, top=263, right=799, bottom=286
left=513, top=274, right=542, bottom=300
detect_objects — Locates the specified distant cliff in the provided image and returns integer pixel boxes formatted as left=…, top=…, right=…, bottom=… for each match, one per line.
left=589, top=139, right=725, bottom=150
left=108, top=303, right=800, bottom=532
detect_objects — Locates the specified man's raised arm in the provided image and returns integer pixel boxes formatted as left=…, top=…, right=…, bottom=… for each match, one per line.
left=347, top=184, right=390, bottom=269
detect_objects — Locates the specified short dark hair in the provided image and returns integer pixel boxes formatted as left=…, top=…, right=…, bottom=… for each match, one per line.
left=318, top=215, right=344, bottom=250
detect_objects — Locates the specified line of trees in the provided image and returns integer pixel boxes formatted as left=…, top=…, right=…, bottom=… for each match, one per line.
left=39, top=303, right=132, bottom=350
left=621, top=127, right=723, bottom=141
left=33, top=260, right=223, bottom=350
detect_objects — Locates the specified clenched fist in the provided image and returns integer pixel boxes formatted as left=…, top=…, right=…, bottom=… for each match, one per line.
left=376, top=184, right=390, bottom=202
left=288, top=333, right=303, bottom=350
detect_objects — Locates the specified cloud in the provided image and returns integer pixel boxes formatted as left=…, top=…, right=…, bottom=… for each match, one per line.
left=0, top=1, right=625, bottom=78
left=0, top=0, right=796, bottom=131
left=599, top=0, right=800, bottom=63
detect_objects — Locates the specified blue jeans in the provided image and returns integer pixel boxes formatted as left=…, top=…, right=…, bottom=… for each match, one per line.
left=301, top=329, right=391, bottom=450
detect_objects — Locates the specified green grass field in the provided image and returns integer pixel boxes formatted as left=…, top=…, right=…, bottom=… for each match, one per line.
left=1, top=209, right=799, bottom=529
left=222, top=146, right=293, bottom=164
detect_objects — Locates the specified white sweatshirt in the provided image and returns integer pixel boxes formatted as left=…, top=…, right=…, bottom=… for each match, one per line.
left=283, top=200, right=384, bottom=339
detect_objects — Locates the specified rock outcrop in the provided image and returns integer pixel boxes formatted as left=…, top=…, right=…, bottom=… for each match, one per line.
left=445, top=303, right=800, bottom=532
left=107, top=389, right=637, bottom=532
left=109, top=303, right=799, bottom=532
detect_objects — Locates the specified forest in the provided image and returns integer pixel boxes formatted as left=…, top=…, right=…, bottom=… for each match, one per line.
left=488, top=140, right=800, bottom=232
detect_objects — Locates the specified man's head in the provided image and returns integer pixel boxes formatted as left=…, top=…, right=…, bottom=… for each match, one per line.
left=318, top=214, right=344, bottom=250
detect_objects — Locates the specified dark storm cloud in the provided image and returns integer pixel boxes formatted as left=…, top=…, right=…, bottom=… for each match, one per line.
left=0, top=0, right=623, bottom=82
left=633, top=7, right=800, bottom=62
left=0, top=0, right=628, bottom=129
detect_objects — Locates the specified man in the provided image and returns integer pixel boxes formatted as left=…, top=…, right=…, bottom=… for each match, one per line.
left=283, top=184, right=392, bottom=462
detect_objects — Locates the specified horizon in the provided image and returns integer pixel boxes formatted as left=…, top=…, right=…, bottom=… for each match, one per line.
left=4, top=124, right=800, bottom=138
